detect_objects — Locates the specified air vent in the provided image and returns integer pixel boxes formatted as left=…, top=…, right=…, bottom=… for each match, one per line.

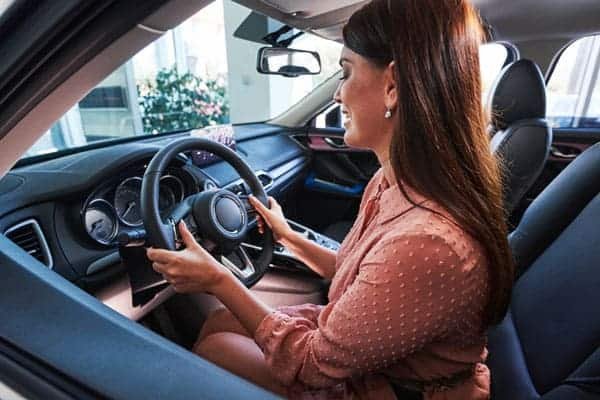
left=228, top=183, right=247, bottom=196
left=225, top=171, right=273, bottom=195
left=4, top=219, right=53, bottom=269
left=257, top=172, right=273, bottom=189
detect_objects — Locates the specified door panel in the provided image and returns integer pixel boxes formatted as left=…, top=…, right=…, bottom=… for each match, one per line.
left=514, top=128, right=600, bottom=222
left=290, top=128, right=379, bottom=232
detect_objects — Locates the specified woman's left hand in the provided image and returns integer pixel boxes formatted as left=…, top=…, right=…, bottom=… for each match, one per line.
left=146, top=221, right=229, bottom=294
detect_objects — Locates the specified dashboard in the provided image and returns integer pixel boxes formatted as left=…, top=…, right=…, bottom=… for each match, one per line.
left=0, top=124, right=309, bottom=298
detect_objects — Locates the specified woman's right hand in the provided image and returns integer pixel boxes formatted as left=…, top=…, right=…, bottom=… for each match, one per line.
left=248, top=195, right=293, bottom=242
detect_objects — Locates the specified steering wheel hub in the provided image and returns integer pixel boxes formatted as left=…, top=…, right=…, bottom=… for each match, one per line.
left=191, top=190, right=248, bottom=247
left=215, top=195, right=245, bottom=232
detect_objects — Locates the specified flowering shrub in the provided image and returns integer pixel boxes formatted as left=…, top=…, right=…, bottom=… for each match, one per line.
left=137, top=67, right=230, bottom=134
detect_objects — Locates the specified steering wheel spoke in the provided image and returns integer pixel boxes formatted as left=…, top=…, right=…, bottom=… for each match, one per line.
left=165, top=195, right=195, bottom=224
left=220, top=246, right=256, bottom=280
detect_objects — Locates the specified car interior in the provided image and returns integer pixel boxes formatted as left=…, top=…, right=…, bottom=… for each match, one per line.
left=0, top=0, right=599, bottom=399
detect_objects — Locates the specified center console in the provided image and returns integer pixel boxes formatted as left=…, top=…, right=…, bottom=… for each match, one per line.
left=242, top=219, right=341, bottom=271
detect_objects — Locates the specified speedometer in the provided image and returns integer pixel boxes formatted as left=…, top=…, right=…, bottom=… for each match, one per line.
left=84, top=199, right=118, bottom=245
left=114, top=177, right=143, bottom=227
left=115, top=175, right=185, bottom=226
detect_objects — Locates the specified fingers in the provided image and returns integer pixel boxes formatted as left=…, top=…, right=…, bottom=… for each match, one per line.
left=146, top=247, right=174, bottom=263
left=152, top=261, right=178, bottom=285
left=249, top=196, right=282, bottom=236
left=249, top=196, right=270, bottom=227
left=151, top=261, right=179, bottom=278
left=267, top=196, right=280, bottom=210
left=178, top=221, right=197, bottom=249
left=257, top=216, right=265, bottom=234
left=248, top=195, right=269, bottom=216
left=152, top=261, right=188, bottom=288
left=151, top=261, right=168, bottom=273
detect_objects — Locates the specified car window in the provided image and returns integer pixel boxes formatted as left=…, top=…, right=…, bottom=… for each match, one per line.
left=480, top=42, right=512, bottom=102
left=0, top=380, right=26, bottom=400
left=547, top=35, right=600, bottom=129
left=23, top=0, right=342, bottom=159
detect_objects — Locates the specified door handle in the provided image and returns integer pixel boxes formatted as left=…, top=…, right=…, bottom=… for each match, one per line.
left=323, top=137, right=347, bottom=149
left=550, top=146, right=578, bottom=160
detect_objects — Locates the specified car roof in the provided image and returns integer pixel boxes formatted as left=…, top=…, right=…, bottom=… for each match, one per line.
left=233, top=0, right=600, bottom=43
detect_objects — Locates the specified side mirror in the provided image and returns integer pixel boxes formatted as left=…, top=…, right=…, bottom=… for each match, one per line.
left=257, top=47, right=321, bottom=78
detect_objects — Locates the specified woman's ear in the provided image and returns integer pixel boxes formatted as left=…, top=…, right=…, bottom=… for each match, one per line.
left=383, top=61, right=398, bottom=110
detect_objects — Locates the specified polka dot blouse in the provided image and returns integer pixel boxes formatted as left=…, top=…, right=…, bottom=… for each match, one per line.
left=254, top=169, right=492, bottom=399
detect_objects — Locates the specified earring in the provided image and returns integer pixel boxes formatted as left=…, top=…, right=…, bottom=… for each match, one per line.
left=384, top=108, right=392, bottom=119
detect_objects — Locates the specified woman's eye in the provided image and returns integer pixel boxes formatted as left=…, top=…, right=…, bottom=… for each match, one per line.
left=339, top=72, right=349, bottom=81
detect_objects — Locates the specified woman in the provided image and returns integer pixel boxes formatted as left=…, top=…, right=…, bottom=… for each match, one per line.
left=146, top=0, right=514, bottom=398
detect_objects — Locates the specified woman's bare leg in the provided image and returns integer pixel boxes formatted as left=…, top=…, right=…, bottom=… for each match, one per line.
left=196, top=307, right=250, bottom=343
left=195, top=309, right=286, bottom=395
left=194, top=332, right=287, bottom=396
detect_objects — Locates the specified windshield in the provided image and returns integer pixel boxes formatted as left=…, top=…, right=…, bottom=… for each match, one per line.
left=23, top=0, right=342, bottom=159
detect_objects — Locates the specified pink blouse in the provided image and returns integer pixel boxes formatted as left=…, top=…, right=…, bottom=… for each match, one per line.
left=254, top=169, right=491, bottom=399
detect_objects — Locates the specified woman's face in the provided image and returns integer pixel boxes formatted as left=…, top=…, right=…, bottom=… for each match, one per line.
left=334, top=47, right=395, bottom=155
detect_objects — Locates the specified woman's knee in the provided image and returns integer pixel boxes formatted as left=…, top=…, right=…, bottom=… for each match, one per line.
left=197, top=308, right=249, bottom=343
left=193, top=332, right=286, bottom=396
left=194, top=332, right=256, bottom=361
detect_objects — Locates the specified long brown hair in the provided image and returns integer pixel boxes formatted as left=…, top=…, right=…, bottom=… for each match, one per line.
left=343, top=0, right=514, bottom=326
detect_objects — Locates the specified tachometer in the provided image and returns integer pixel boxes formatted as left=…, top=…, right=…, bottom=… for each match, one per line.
left=84, top=199, right=118, bottom=245
left=115, top=175, right=185, bottom=226
left=159, top=175, right=185, bottom=211
left=114, top=177, right=143, bottom=227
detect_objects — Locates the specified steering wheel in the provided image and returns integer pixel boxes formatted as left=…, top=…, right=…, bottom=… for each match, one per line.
left=140, top=137, right=274, bottom=287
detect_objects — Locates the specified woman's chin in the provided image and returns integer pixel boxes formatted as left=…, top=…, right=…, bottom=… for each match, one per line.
left=343, top=128, right=362, bottom=149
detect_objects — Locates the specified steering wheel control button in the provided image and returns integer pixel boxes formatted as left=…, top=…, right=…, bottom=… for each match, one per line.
left=215, top=197, right=244, bottom=232
left=203, top=180, right=217, bottom=191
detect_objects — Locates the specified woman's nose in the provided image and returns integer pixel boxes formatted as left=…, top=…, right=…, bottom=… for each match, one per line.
left=333, top=80, right=342, bottom=104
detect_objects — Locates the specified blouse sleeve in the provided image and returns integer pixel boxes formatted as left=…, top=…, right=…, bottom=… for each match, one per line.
left=253, top=233, right=487, bottom=388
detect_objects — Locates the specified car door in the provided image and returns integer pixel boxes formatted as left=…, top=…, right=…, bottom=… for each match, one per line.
left=515, top=34, right=600, bottom=217
left=286, top=104, right=379, bottom=237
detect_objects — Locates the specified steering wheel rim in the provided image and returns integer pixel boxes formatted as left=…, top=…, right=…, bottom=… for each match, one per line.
left=140, top=137, right=274, bottom=287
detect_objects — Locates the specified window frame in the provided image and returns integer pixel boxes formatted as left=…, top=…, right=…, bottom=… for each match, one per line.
left=545, top=34, right=600, bottom=131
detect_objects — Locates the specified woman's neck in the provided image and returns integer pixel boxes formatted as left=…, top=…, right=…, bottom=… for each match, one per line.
left=379, top=157, right=396, bottom=187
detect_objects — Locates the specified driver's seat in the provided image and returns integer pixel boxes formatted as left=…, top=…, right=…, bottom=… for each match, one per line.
left=487, top=142, right=600, bottom=398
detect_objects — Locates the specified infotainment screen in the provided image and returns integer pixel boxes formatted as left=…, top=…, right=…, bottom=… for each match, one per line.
left=188, top=125, right=236, bottom=167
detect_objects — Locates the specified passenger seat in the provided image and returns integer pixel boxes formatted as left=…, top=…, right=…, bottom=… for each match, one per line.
left=487, top=59, right=553, bottom=221
left=488, top=142, right=600, bottom=398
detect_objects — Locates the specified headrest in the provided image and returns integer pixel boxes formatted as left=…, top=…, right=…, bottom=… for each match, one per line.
left=487, top=59, right=546, bottom=130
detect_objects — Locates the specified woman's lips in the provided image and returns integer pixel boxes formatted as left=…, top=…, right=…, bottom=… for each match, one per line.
left=342, top=111, right=351, bottom=127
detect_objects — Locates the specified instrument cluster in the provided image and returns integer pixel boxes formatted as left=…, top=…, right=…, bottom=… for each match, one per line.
left=81, top=167, right=200, bottom=246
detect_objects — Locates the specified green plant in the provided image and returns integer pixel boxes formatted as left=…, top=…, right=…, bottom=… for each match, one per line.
left=137, top=66, right=229, bottom=134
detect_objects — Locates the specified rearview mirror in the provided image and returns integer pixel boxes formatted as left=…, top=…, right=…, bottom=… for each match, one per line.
left=257, top=47, right=321, bottom=78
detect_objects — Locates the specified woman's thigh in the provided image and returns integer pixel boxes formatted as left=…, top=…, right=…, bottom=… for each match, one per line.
left=193, top=332, right=287, bottom=397
left=196, top=307, right=250, bottom=344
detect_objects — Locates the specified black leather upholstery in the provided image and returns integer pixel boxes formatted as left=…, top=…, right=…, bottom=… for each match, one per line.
left=509, top=142, right=600, bottom=272
left=487, top=142, right=600, bottom=399
left=488, top=59, right=547, bottom=130
left=488, top=59, right=553, bottom=216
